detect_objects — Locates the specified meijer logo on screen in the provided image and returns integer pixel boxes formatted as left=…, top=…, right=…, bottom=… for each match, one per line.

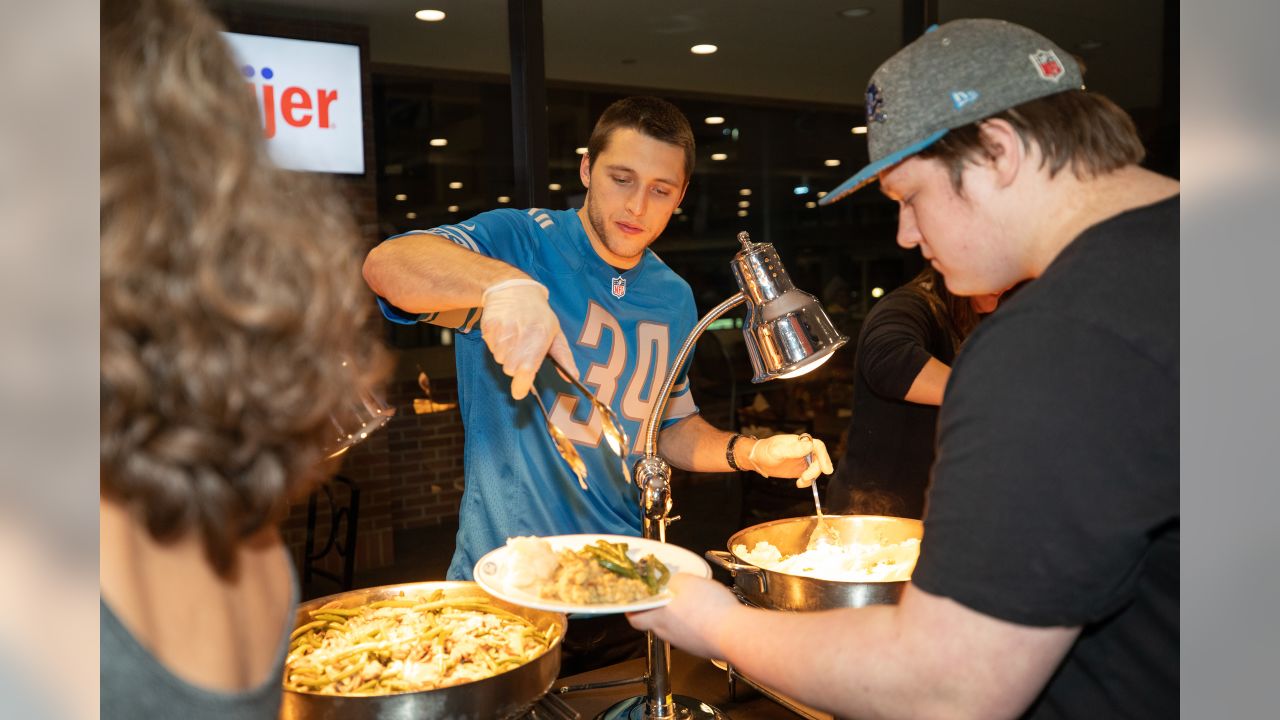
left=223, top=31, right=363, bottom=173
left=241, top=64, right=339, bottom=139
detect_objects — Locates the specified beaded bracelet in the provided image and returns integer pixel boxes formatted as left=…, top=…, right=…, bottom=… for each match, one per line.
left=726, top=433, right=755, bottom=471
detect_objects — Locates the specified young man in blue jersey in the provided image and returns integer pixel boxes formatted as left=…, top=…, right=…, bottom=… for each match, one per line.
left=364, top=97, right=832, bottom=668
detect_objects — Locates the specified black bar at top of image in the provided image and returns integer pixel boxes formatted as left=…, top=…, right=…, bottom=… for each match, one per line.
left=508, top=0, right=550, bottom=209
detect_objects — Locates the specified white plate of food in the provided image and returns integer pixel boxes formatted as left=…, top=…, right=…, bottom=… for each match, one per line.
left=473, top=534, right=712, bottom=615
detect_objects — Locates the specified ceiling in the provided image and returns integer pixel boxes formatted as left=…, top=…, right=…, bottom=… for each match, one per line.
left=217, top=0, right=1170, bottom=111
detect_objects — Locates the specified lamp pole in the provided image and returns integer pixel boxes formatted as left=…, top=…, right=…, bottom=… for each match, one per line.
left=600, top=232, right=847, bottom=720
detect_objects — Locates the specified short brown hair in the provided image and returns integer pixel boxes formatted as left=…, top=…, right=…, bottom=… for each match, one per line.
left=101, top=0, right=388, bottom=576
left=587, top=96, right=696, bottom=183
left=919, top=89, right=1145, bottom=192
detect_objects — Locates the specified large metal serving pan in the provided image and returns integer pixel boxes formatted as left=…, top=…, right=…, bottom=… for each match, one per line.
left=279, top=580, right=566, bottom=720
left=706, top=515, right=923, bottom=611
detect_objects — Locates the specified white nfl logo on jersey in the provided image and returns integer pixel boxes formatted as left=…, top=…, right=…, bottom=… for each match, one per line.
left=611, top=276, right=627, bottom=298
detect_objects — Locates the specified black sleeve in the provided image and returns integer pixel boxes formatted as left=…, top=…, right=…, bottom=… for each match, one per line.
left=857, top=291, right=941, bottom=400
left=911, top=311, right=1178, bottom=627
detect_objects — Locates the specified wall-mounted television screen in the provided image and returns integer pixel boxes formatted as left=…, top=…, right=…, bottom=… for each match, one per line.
left=221, top=32, right=364, bottom=174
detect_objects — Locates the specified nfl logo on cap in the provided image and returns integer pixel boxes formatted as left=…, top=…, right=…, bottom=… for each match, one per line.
left=1029, top=49, right=1065, bottom=82
left=611, top=276, right=627, bottom=298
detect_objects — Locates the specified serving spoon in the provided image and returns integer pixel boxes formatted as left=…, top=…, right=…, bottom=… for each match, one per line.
left=801, top=434, right=841, bottom=550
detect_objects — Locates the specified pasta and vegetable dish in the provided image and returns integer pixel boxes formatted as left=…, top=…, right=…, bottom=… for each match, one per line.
left=284, top=589, right=556, bottom=695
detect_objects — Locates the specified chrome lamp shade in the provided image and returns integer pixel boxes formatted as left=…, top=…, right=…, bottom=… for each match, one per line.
left=731, top=235, right=847, bottom=382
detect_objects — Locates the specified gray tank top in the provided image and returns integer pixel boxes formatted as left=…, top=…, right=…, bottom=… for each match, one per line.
left=100, top=568, right=298, bottom=720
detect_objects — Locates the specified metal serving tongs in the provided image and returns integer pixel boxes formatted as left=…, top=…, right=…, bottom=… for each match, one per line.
left=530, top=388, right=590, bottom=491
left=546, top=355, right=632, bottom=486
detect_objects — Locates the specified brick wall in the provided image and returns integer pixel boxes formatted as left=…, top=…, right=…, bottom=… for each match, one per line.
left=282, top=375, right=466, bottom=576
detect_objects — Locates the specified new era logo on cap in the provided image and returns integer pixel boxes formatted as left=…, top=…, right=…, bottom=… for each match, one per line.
left=951, top=90, right=980, bottom=109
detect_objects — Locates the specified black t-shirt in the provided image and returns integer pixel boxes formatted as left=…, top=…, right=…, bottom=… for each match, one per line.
left=829, top=288, right=955, bottom=519
left=912, top=196, right=1179, bottom=719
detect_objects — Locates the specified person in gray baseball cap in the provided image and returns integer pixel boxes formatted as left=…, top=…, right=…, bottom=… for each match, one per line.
left=629, top=18, right=1178, bottom=719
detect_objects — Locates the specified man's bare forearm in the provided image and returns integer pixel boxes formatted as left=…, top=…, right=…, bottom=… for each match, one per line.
left=658, top=414, right=754, bottom=472
left=716, top=587, right=1078, bottom=720
left=362, top=232, right=530, bottom=314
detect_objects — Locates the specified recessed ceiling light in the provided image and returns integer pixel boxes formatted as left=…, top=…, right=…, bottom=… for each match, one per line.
left=711, top=153, right=728, bottom=161
left=871, top=287, right=885, bottom=298
left=793, top=185, right=810, bottom=195
left=824, top=159, right=841, bottom=167
left=851, top=126, right=868, bottom=135
left=497, top=196, right=510, bottom=204
left=840, top=8, right=872, bottom=19
left=575, top=147, right=588, bottom=155
left=415, top=9, right=446, bottom=22
left=394, top=193, right=407, bottom=201
left=673, top=207, right=683, bottom=215
left=738, top=200, right=750, bottom=208
left=429, top=138, right=448, bottom=147
left=705, top=116, right=725, bottom=125
left=805, top=201, right=817, bottom=209
left=739, top=188, right=752, bottom=196
left=448, top=181, right=463, bottom=189
left=817, top=191, right=828, bottom=199
left=548, top=183, right=562, bottom=191
left=406, top=211, right=418, bottom=219
left=737, top=210, right=748, bottom=217
left=691, top=44, right=718, bottom=55
left=447, top=205, right=459, bottom=212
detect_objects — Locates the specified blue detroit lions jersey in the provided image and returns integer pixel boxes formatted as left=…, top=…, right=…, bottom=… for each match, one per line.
left=376, top=208, right=699, bottom=579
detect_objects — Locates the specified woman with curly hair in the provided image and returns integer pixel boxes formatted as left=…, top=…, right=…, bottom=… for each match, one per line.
left=99, top=0, right=386, bottom=716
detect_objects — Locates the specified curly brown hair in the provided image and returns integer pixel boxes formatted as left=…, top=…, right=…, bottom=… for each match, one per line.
left=101, top=0, right=388, bottom=577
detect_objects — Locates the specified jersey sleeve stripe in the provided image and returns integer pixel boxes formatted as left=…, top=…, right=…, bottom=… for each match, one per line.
left=662, top=392, right=698, bottom=422
left=461, top=306, right=481, bottom=333
left=425, top=226, right=481, bottom=254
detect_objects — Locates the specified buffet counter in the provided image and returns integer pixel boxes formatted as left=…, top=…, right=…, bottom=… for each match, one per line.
left=554, top=647, right=830, bottom=720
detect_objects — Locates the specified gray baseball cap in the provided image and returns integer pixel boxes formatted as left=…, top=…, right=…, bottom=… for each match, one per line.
left=819, top=18, right=1084, bottom=205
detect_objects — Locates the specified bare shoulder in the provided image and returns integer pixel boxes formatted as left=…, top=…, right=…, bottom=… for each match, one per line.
left=101, top=504, right=295, bottom=692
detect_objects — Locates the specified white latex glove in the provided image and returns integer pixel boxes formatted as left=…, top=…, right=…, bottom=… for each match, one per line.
left=747, top=433, right=833, bottom=488
left=480, top=279, right=576, bottom=400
